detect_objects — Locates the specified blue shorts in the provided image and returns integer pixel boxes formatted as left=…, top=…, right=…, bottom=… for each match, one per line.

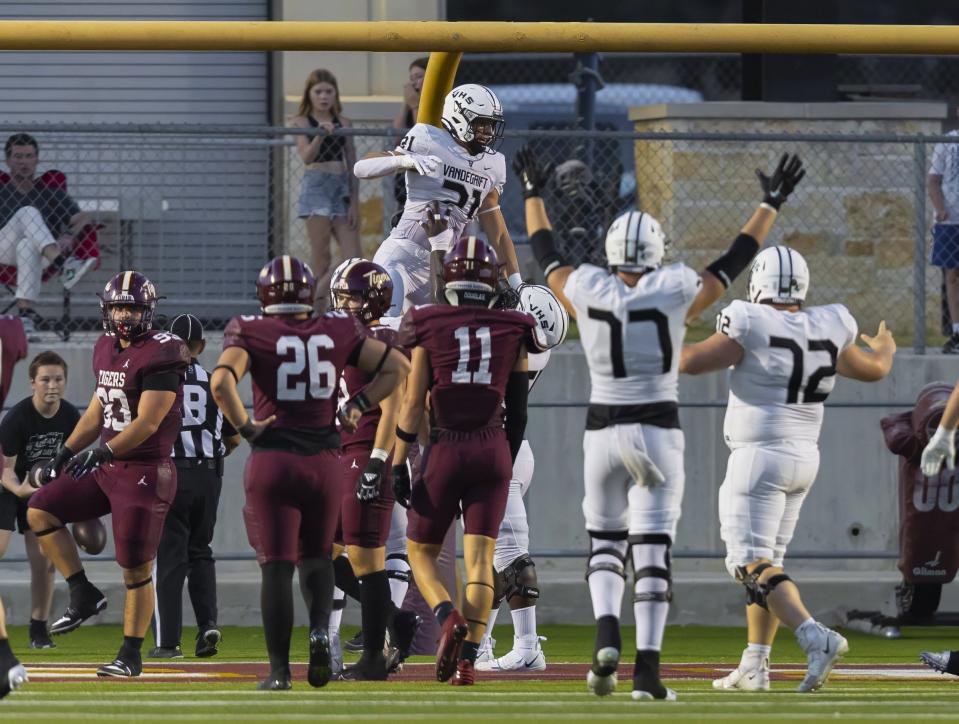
left=297, top=169, right=350, bottom=219
left=932, top=224, right=959, bottom=269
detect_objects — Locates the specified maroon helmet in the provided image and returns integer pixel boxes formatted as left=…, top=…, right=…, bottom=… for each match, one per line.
left=443, top=236, right=500, bottom=307
left=256, top=255, right=315, bottom=315
left=329, top=257, right=393, bottom=324
left=98, top=270, right=159, bottom=340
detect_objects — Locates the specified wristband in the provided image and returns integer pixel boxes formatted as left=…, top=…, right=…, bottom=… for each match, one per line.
left=395, top=426, right=417, bottom=444
left=759, top=202, right=779, bottom=214
left=371, top=448, right=389, bottom=462
left=349, top=392, right=373, bottom=413
left=238, top=418, right=256, bottom=439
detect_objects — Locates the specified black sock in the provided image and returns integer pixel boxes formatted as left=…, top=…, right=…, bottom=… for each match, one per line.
left=29, top=619, right=46, bottom=637
left=298, top=558, right=333, bottom=631
left=261, top=561, right=295, bottom=676
left=461, top=641, right=480, bottom=664
left=358, top=570, right=391, bottom=655
left=333, top=556, right=361, bottom=602
left=433, top=601, right=454, bottom=626
left=633, top=649, right=667, bottom=697
left=66, top=570, right=91, bottom=602
left=0, top=639, right=15, bottom=667
left=947, top=651, right=959, bottom=676
left=593, top=614, right=621, bottom=673
left=120, top=636, right=143, bottom=660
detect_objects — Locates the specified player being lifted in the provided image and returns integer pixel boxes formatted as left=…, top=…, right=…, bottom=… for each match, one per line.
left=393, top=236, right=534, bottom=686
left=211, top=256, right=409, bottom=690
left=28, top=271, right=190, bottom=678
left=516, top=146, right=805, bottom=700
left=353, top=84, right=524, bottom=314
left=681, top=246, right=895, bottom=692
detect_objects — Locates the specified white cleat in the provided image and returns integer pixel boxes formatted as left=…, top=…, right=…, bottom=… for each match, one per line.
left=476, top=636, right=547, bottom=672
left=475, top=636, right=496, bottom=667
left=796, top=622, right=848, bottom=693
left=631, top=687, right=677, bottom=701
left=712, top=658, right=771, bottom=691
left=586, top=646, right=619, bottom=697
left=0, top=664, right=27, bottom=699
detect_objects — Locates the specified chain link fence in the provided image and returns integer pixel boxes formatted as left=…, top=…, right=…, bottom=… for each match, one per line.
left=0, top=122, right=955, bottom=352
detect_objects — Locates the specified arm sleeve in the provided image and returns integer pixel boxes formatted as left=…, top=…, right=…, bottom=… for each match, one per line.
left=143, top=371, right=182, bottom=392
left=504, top=371, right=529, bottom=462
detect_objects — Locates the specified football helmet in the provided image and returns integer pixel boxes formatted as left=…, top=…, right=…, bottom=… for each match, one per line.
left=604, top=211, right=666, bottom=273
left=747, top=246, right=809, bottom=306
left=518, top=284, right=569, bottom=351
left=329, top=258, right=393, bottom=324
left=99, top=270, right=158, bottom=340
left=256, top=254, right=316, bottom=315
left=441, top=84, right=504, bottom=153
left=443, top=236, right=499, bottom=307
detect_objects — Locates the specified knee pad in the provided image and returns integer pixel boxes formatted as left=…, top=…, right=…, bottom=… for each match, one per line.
left=734, top=563, right=792, bottom=610
left=385, top=553, right=411, bottom=584
left=630, top=533, right=673, bottom=603
left=586, top=531, right=628, bottom=581
left=496, top=554, right=539, bottom=604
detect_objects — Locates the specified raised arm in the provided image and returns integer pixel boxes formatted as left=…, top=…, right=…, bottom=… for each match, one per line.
left=477, top=189, right=522, bottom=284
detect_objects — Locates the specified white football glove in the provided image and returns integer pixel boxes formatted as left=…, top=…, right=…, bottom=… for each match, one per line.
left=921, top=426, right=956, bottom=477
left=396, top=153, right=442, bottom=177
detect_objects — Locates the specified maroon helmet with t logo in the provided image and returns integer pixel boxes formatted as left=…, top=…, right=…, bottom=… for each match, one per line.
left=256, top=254, right=316, bottom=315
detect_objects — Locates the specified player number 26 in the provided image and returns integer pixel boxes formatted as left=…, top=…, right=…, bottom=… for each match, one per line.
left=276, top=335, right=336, bottom=401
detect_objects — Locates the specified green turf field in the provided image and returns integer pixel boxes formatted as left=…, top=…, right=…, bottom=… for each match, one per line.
left=5, top=624, right=959, bottom=723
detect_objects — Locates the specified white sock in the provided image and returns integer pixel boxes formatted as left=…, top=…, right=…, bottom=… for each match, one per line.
left=631, top=542, right=670, bottom=651
left=483, top=605, right=499, bottom=645
left=511, top=605, right=537, bottom=642
left=746, top=643, right=772, bottom=657
left=385, top=557, right=411, bottom=609
left=744, top=643, right=771, bottom=667
left=330, top=587, right=345, bottom=636
left=587, top=536, right=628, bottom=619
left=952, top=322, right=959, bottom=335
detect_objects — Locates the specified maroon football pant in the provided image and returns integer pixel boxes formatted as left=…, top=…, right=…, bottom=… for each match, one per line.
left=28, top=459, right=177, bottom=569
left=407, top=426, right=512, bottom=545
left=243, top=448, right=342, bottom=564
left=336, top=445, right=395, bottom=548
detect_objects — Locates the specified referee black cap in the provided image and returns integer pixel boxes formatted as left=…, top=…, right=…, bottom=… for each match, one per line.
left=169, top=313, right=204, bottom=343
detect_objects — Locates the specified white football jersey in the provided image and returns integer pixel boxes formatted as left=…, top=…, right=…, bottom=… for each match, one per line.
left=564, top=263, right=701, bottom=405
left=720, top=299, right=858, bottom=446
left=392, top=123, right=507, bottom=251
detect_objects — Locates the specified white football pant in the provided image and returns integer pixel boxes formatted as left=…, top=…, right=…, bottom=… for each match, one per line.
left=372, top=237, right=432, bottom=316
left=494, top=440, right=533, bottom=572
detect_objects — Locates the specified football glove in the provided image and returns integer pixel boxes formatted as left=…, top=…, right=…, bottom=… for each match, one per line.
left=512, top=145, right=554, bottom=200
left=921, top=426, right=956, bottom=477
left=37, top=445, right=74, bottom=486
left=756, top=153, right=805, bottom=210
left=356, top=457, right=385, bottom=502
left=396, top=153, right=442, bottom=177
left=392, top=463, right=412, bottom=509
left=64, top=445, right=113, bottom=480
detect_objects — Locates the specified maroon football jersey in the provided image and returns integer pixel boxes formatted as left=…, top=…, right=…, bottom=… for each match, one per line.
left=223, top=312, right=368, bottom=432
left=339, top=323, right=402, bottom=449
left=0, top=316, right=27, bottom=409
left=398, top=305, right=535, bottom=431
left=92, top=330, right=190, bottom=460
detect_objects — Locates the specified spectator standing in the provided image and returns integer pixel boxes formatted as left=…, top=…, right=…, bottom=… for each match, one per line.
left=929, top=129, right=959, bottom=353
left=290, top=70, right=361, bottom=306
left=150, top=315, right=239, bottom=660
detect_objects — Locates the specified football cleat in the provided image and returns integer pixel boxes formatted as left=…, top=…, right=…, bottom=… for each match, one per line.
left=631, top=687, right=677, bottom=701
left=450, top=658, right=475, bottom=686
left=920, top=651, right=954, bottom=675
left=0, top=663, right=27, bottom=699
left=50, top=589, right=107, bottom=635
left=586, top=646, right=620, bottom=697
left=796, top=621, right=848, bottom=693
left=307, top=628, right=332, bottom=688
left=475, top=635, right=546, bottom=672
left=257, top=675, right=292, bottom=690
left=195, top=629, right=221, bottom=658
left=343, top=630, right=364, bottom=653
left=28, top=632, right=56, bottom=650
left=435, top=610, right=468, bottom=682
left=712, top=653, right=771, bottom=691
left=475, top=636, right=496, bottom=666
left=147, top=645, right=183, bottom=659
left=338, top=652, right=389, bottom=682
left=96, top=657, right=141, bottom=678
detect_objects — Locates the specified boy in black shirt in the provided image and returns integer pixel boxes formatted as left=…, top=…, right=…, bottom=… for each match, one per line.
left=0, top=351, right=80, bottom=648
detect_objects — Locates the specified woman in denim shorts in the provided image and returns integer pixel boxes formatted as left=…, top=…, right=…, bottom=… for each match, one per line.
left=291, top=69, right=361, bottom=307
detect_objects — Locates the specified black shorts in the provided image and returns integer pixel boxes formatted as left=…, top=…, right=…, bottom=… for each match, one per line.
left=0, top=487, right=29, bottom=534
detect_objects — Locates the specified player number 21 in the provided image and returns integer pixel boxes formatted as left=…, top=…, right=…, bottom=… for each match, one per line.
left=452, top=326, right=492, bottom=385
left=276, top=335, right=336, bottom=400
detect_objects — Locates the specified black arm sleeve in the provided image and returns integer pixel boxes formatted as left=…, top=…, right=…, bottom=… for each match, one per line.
left=529, top=228, right=568, bottom=279
left=504, top=372, right=529, bottom=463
left=704, top=233, right=760, bottom=288
left=142, top=371, right=182, bottom=392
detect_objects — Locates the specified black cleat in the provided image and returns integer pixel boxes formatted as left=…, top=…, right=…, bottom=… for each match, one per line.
left=50, top=590, right=107, bottom=636
left=343, top=630, right=364, bottom=653
left=195, top=628, right=221, bottom=658
left=0, top=663, right=27, bottom=699
left=147, top=646, right=183, bottom=659
left=338, top=652, right=390, bottom=681
left=96, top=657, right=141, bottom=678
left=388, top=610, right=422, bottom=671
left=257, top=675, right=292, bottom=690
left=29, top=631, right=56, bottom=650
left=307, top=628, right=332, bottom=688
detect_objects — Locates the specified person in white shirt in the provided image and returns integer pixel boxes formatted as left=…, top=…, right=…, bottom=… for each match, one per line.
left=517, top=145, right=806, bottom=701
left=681, top=246, right=895, bottom=693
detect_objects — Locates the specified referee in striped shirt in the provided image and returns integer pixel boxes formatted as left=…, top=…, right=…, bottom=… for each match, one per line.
left=150, top=314, right=240, bottom=659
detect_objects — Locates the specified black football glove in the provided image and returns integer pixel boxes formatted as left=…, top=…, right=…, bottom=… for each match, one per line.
left=38, top=445, right=74, bottom=485
left=356, top=457, right=385, bottom=502
left=494, top=277, right=521, bottom=310
left=64, top=445, right=113, bottom=480
left=392, top=463, right=412, bottom=509
left=512, top=145, right=554, bottom=200
left=756, top=153, right=805, bottom=210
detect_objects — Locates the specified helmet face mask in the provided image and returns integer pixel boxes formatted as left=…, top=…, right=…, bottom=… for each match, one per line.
left=604, top=211, right=667, bottom=274
left=99, top=271, right=158, bottom=341
left=328, top=258, right=393, bottom=324
left=442, top=236, right=500, bottom=307
left=256, top=255, right=316, bottom=315
left=441, top=84, right=505, bottom=154
left=747, top=246, right=810, bottom=306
